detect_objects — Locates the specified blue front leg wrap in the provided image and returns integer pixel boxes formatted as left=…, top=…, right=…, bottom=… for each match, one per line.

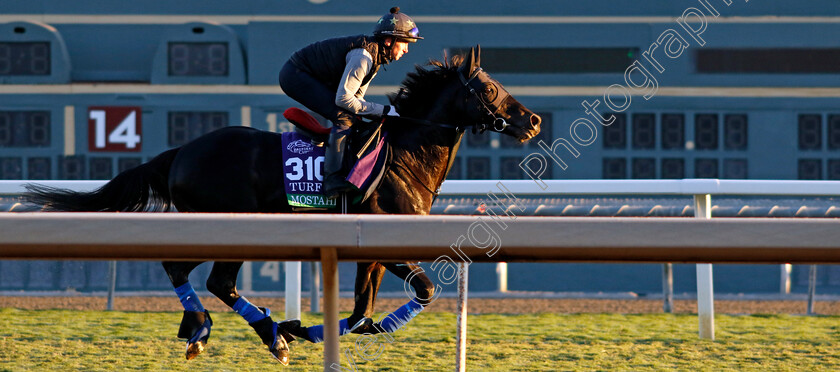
left=232, top=297, right=268, bottom=324
left=173, top=283, right=204, bottom=313
left=305, top=318, right=350, bottom=343
left=378, top=300, right=424, bottom=333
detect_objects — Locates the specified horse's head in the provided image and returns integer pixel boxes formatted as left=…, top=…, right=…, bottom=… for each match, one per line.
left=453, top=45, right=541, bottom=142
left=390, top=46, right=541, bottom=143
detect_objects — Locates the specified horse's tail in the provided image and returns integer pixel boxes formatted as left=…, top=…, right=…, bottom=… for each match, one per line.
left=24, top=148, right=181, bottom=212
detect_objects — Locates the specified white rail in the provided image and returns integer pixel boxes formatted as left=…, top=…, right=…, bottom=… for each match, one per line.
left=3, top=179, right=840, bottom=344
left=440, top=179, right=840, bottom=196
left=1, top=213, right=839, bottom=261
left=1, top=212, right=839, bottom=370
left=5, top=178, right=840, bottom=196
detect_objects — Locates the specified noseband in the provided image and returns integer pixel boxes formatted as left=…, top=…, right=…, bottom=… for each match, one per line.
left=458, top=67, right=512, bottom=133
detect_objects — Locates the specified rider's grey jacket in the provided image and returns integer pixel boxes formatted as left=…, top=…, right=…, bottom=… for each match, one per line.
left=288, top=35, right=390, bottom=117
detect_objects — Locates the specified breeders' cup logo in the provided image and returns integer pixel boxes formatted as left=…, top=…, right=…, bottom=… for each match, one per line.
left=286, top=139, right=314, bottom=154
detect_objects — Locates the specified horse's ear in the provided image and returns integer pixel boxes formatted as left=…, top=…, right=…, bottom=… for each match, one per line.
left=474, top=44, right=481, bottom=67
left=459, top=46, right=478, bottom=77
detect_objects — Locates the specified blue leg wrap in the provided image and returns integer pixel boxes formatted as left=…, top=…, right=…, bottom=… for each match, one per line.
left=378, top=300, right=424, bottom=333
left=232, top=297, right=269, bottom=324
left=305, top=318, right=350, bottom=343
left=174, top=283, right=204, bottom=312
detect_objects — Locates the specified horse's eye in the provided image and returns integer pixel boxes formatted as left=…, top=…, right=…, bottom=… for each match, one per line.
left=483, top=84, right=498, bottom=102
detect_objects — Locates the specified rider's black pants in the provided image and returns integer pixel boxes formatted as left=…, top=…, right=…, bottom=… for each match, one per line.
left=278, top=61, right=353, bottom=130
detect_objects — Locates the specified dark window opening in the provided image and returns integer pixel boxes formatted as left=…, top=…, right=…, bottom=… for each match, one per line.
left=603, top=113, right=627, bottom=149
left=695, top=158, right=718, bottom=178
left=603, top=158, right=627, bottom=179
left=697, top=49, right=840, bottom=74
left=631, top=157, right=656, bottom=179
left=799, top=159, right=822, bottom=180
left=450, top=47, right=639, bottom=73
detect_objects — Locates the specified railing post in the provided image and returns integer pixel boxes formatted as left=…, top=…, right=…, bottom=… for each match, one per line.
left=106, top=260, right=117, bottom=311
left=662, top=263, right=673, bottom=313
left=694, top=193, right=714, bottom=340
left=321, top=248, right=340, bottom=371
left=780, top=264, right=792, bottom=294
left=241, top=262, right=253, bottom=292
left=807, top=265, right=818, bottom=315
left=456, top=262, right=469, bottom=372
left=310, top=261, right=321, bottom=313
left=496, top=262, right=508, bottom=292
left=285, top=261, right=301, bottom=320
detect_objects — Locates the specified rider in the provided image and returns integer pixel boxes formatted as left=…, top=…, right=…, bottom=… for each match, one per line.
left=278, top=7, right=422, bottom=200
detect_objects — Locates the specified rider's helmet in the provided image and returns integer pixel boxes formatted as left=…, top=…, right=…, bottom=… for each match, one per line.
left=373, top=7, right=422, bottom=43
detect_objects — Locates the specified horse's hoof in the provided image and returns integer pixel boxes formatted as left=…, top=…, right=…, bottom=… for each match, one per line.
left=180, top=310, right=212, bottom=360
left=250, top=316, right=292, bottom=365
left=185, top=340, right=205, bottom=360
left=185, top=324, right=211, bottom=360
left=277, top=319, right=307, bottom=342
left=350, top=317, right=381, bottom=335
left=269, top=338, right=291, bottom=366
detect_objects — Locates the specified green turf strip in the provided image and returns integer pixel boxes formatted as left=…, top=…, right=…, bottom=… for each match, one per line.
left=0, top=308, right=839, bottom=371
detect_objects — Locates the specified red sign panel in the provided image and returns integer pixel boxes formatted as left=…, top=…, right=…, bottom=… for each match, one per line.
left=88, top=106, right=142, bottom=152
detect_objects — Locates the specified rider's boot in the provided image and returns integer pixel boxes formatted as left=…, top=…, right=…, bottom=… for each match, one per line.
left=178, top=310, right=212, bottom=360
left=323, top=113, right=355, bottom=200
left=247, top=307, right=292, bottom=365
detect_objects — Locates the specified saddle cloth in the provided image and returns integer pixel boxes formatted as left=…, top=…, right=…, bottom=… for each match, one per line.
left=281, top=132, right=333, bottom=209
left=281, top=114, right=390, bottom=210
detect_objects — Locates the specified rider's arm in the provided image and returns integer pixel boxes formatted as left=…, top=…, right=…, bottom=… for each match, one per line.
left=335, top=48, right=386, bottom=117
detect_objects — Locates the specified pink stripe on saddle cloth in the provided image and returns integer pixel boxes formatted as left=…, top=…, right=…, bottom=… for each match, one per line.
left=346, top=134, right=386, bottom=190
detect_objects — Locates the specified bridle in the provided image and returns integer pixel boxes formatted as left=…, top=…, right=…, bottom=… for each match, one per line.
left=458, top=66, right=512, bottom=134
left=382, top=67, right=516, bottom=201
left=390, top=66, right=512, bottom=133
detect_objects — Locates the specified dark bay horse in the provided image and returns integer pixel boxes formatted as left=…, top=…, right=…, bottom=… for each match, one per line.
left=24, top=46, right=541, bottom=365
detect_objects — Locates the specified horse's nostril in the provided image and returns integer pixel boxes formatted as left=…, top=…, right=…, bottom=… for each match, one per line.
left=530, top=114, right=541, bottom=126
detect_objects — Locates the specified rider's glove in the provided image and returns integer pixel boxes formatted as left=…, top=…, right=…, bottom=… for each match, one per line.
left=383, top=105, right=400, bottom=118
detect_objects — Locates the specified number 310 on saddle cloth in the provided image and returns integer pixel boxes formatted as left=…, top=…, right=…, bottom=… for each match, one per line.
left=281, top=125, right=388, bottom=210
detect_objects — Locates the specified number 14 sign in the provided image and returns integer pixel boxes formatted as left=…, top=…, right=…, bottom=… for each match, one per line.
left=88, top=106, right=142, bottom=152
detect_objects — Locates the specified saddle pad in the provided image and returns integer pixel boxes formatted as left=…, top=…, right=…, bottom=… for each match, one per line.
left=281, top=132, right=335, bottom=209
left=347, top=133, right=386, bottom=191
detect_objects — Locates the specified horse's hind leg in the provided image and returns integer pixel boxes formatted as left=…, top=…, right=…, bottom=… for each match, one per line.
left=205, top=261, right=291, bottom=365
left=162, top=261, right=212, bottom=360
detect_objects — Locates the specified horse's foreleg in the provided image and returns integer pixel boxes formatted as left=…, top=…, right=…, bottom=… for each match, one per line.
left=384, top=262, right=436, bottom=306
left=350, top=262, right=388, bottom=324
left=290, top=262, right=386, bottom=343
left=206, top=261, right=290, bottom=365
left=162, top=261, right=212, bottom=360
left=354, top=262, right=435, bottom=334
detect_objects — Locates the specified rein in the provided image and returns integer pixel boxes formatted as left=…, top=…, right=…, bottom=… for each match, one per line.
left=381, top=115, right=465, bottom=203
left=390, top=158, right=441, bottom=197
left=387, top=130, right=463, bottom=204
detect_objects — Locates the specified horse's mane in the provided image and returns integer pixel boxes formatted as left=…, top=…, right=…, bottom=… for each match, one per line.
left=389, top=53, right=465, bottom=118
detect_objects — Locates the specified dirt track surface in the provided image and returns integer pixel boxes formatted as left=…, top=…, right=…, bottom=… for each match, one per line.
left=2, top=296, right=839, bottom=315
